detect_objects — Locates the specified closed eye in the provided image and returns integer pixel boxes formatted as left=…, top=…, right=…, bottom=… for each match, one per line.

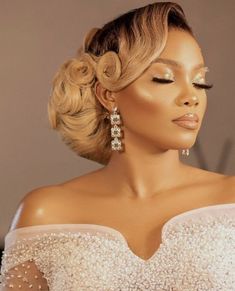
left=193, top=83, right=213, bottom=90
left=152, top=77, right=174, bottom=84
left=152, top=77, right=213, bottom=90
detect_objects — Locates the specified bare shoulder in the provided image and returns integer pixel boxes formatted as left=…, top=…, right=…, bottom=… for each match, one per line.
left=200, top=168, right=235, bottom=203
left=182, top=165, right=235, bottom=201
left=221, top=174, right=235, bottom=202
left=9, top=184, right=66, bottom=231
left=58, top=168, right=107, bottom=198
left=185, top=165, right=230, bottom=184
left=9, top=169, right=105, bottom=231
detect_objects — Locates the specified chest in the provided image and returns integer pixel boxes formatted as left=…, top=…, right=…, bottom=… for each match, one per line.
left=55, top=182, right=226, bottom=261
left=19, top=214, right=234, bottom=290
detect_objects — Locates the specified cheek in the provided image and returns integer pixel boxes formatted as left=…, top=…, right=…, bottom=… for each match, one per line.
left=117, top=83, right=173, bottom=130
left=202, top=93, right=207, bottom=112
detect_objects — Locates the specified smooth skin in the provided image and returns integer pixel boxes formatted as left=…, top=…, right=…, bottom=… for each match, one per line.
left=10, top=28, right=235, bottom=261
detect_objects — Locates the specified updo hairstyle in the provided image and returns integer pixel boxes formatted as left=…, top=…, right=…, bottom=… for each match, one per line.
left=47, top=2, right=193, bottom=165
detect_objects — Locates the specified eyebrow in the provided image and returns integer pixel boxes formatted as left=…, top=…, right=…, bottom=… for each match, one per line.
left=152, top=57, right=209, bottom=71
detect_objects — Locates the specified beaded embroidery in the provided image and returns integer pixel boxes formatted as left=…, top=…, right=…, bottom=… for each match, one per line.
left=0, top=205, right=235, bottom=290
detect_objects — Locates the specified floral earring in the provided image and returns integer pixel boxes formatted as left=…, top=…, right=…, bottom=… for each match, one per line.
left=106, top=107, right=189, bottom=155
left=110, top=106, right=123, bottom=151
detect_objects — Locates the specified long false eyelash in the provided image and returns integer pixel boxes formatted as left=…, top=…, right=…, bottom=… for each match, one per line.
left=193, top=83, right=214, bottom=90
left=152, top=77, right=214, bottom=90
left=152, top=77, right=173, bottom=84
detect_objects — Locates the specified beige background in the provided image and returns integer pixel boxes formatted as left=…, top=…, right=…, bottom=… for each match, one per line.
left=0, top=0, right=234, bottom=246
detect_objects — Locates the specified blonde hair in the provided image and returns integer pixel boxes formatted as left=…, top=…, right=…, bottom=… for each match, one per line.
left=48, top=1, right=193, bottom=165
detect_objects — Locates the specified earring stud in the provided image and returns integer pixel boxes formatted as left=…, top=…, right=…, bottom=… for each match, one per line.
left=181, top=149, right=190, bottom=156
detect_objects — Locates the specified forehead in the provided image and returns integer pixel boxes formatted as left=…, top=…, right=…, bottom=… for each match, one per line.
left=151, top=29, right=206, bottom=72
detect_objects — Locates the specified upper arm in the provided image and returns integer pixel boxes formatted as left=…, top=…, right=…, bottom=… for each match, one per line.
left=9, top=185, right=63, bottom=231
left=1, top=259, right=49, bottom=290
left=1, top=186, right=63, bottom=290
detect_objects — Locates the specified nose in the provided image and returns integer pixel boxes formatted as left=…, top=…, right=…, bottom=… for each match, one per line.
left=176, top=94, right=199, bottom=107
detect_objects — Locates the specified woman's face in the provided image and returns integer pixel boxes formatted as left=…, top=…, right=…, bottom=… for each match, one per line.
left=114, top=28, right=209, bottom=152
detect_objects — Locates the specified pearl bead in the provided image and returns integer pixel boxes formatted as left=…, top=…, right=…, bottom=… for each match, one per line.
left=0, top=204, right=234, bottom=290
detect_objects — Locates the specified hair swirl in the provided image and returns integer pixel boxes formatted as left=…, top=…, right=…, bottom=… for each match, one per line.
left=48, top=1, right=194, bottom=165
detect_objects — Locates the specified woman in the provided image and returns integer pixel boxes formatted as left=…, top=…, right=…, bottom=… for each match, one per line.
left=1, top=1, right=235, bottom=290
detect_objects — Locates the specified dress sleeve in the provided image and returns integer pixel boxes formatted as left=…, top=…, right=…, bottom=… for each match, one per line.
left=0, top=228, right=52, bottom=291
left=0, top=259, right=49, bottom=290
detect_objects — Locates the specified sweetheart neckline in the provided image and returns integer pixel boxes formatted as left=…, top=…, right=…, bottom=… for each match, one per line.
left=5, top=202, right=235, bottom=263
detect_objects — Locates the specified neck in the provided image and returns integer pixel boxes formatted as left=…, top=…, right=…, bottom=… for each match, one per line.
left=103, top=147, right=189, bottom=201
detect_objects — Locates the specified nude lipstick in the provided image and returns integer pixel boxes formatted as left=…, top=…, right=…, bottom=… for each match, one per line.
left=172, top=113, right=199, bottom=129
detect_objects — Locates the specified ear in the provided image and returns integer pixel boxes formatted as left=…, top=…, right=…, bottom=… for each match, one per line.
left=94, top=81, right=117, bottom=112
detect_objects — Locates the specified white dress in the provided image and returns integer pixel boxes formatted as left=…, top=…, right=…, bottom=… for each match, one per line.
left=0, top=203, right=235, bottom=290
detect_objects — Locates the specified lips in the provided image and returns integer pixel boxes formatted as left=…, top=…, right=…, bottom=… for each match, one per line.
left=172, top=113, right=199, bottom=122
left=173, top=120, right=199, bottom=129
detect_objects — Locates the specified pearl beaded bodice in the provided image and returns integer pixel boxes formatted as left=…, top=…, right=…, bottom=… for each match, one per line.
left=0, top=203, right=235, bottom=290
